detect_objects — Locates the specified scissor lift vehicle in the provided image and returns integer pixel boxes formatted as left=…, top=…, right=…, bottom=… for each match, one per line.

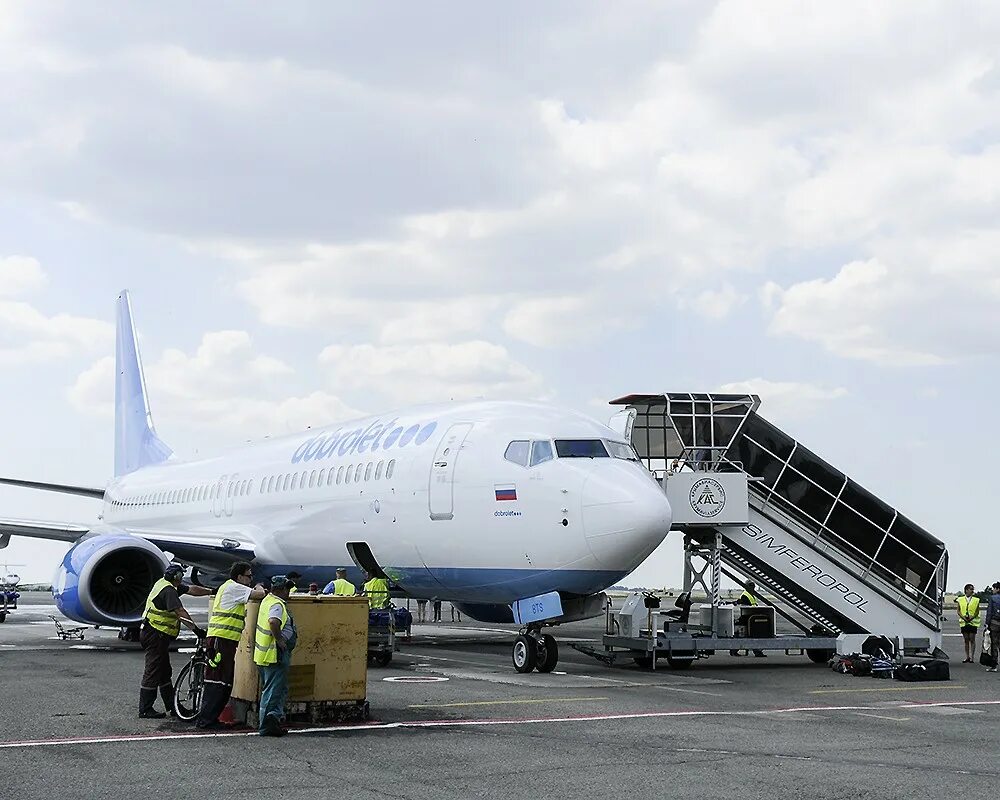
left=577, top=393, right=947, bottom=668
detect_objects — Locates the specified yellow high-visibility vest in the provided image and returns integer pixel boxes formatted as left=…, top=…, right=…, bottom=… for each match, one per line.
left=333, top=578, right=356, bottom=596
left=738, top=590, right=759, bottom=606
left=253, top=596, right=289, bottom=667
left=958, top=595, right=981, bottom=628
left=364, top=578, right=390, bottom=609
left=143, top=578, right=181, bottom=638
left=206, top=579, right=247, bottom=641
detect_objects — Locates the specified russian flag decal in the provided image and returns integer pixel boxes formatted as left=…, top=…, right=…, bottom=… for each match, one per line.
left=494, top=484, right=517, bottom=501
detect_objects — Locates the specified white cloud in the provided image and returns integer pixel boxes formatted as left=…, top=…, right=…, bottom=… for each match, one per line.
left=679, top=283, right=745, bottom=321
left=0, top=263, right=112, bottom=364
left=763, top=253, right=1000, bottom=366
left=318, top=340, right=545, bottom=406
left=0, top=256, right=47, bottom=296
left=718, top=378, right=847, bottom=423
left=502, top=294, right=634, bottom=347
left=69, top=332, right=363, bottom=436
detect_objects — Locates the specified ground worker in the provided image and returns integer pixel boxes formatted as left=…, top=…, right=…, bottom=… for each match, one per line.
left=363, top=570, right=390, bottom=609
left=986, top=582, right=1000, bottom=673
left=957, top=583, right=982, bottom=663
left=138, top=564, right=211, bottom=719
left=323, top=568, right=356, bottom=596
left=730, top=580, right=766, bottom=658
left=286, top=571, right=303, bottom=594
left=195, top=561, right=267, bottom=729
left=253, top=575, right=297, bottom=736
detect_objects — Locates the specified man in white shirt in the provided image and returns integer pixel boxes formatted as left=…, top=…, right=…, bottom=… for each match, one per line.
left=195, top=561, right=266, bottom=729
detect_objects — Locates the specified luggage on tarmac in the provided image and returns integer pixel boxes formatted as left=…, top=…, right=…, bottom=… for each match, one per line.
left=894, top=659, right=950, bottom=682
left=870, top=657, right=895, bottom=678
left=850, top=657, right=873, bottom=677
left=981, top=631, right=997, bottom=668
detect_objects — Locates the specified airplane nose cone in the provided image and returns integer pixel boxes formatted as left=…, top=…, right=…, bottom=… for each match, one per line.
left=581, top=468, right=672, bottom=569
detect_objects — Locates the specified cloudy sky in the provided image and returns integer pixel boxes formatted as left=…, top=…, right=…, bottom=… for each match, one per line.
left=1, top=2, right=997, bottom=591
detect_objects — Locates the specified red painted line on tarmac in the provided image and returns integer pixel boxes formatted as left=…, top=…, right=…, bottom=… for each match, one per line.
left=3, top=700, right=998, bottom=750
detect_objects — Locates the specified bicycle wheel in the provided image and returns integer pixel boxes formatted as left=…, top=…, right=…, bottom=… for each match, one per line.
left=173, top=659, right=206, bottom=721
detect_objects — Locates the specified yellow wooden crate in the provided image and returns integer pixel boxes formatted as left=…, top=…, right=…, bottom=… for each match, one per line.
left=233, top=595, right=368, bottom=704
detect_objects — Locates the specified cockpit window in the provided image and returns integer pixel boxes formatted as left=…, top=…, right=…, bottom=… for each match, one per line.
left=605, top=440, right=639, bottom=461
left=530, top=440, right=554, bottom=466
left=555, top=439, right=609, bottom=458
left=504, top=440, right=530, bottom=467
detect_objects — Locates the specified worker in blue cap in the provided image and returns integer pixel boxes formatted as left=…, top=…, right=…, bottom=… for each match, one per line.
left=252, top=575, right=297, bottom=736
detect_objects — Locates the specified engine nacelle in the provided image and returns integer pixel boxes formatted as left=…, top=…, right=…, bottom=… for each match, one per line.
left=53, top=532, right=169, bottom=626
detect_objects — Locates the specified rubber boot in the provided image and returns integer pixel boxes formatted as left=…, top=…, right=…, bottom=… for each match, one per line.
left=138, top=688, right=165, bottom=719
left=159, top=683, right=176, bottom=718
left=196, top=683, right=225, bottom=728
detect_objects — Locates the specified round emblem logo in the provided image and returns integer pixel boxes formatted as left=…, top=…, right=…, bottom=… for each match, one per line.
left=689, top=478, right=726, bottom=518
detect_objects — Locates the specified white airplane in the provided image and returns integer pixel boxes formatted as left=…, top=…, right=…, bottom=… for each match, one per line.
left=0, top=291, right=671, bottom=672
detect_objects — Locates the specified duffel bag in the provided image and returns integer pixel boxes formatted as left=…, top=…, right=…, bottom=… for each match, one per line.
left=895, top=659, right=950, bottom=682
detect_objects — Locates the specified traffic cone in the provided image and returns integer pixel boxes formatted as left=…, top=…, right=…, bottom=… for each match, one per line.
left=218, top=701, right=235, bottom=725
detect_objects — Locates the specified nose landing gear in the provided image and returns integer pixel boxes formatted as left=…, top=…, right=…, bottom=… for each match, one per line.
left=512, top=626, right=559, bottom=673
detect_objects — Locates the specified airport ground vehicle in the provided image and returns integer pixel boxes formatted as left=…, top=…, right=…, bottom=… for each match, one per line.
left=574, top=394, right=947, bottom=668
left=0, top=569, right=21, bottom=622
left=173, top=637, right=209, bottom=721
left=368, top=606, right=411, bottom=667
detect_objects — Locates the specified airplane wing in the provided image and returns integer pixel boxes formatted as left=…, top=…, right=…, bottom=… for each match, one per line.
left=0, top=517, right=255, bottom=569
left=0, top=477, right=105, bottom=499
left=0, top=517, right=89, bottom=546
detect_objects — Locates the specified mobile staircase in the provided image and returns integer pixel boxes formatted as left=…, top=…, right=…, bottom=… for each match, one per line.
left=593, top=393, right=947, bottom=668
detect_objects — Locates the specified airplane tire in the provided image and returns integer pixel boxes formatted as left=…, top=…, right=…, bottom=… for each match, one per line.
left=633, top=655, right=654, bottom=669
left=373, top=651, right=393, bottom=668
left=0, top=611, right=6, bottom=623
left=536, top=634, right=559, bottom=673
left=512, top=634, right=538, bottom=673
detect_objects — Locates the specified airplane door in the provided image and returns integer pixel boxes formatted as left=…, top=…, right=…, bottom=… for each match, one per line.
left=212, top=475, right=227, bottom=518
left=225, top=474, right=238, bottom=517
left=428, top=423, right=473, bottom=521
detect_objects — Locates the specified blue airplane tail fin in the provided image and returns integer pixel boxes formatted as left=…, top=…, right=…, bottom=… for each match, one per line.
left=114, top=290, right=172, bottom=477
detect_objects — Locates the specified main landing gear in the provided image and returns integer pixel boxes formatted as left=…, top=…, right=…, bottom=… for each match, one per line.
left=512, top=625, right=559, bottom=673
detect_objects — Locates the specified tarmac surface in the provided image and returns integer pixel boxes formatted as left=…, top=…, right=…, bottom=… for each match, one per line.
left=1, top=593, right=997, bottom=799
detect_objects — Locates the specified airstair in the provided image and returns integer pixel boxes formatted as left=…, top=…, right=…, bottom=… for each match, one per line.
left=610, top=393, right=947, bottom=658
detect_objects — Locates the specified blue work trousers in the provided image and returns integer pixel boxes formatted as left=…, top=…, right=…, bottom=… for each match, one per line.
left=258, top=650, right=291, bottom=731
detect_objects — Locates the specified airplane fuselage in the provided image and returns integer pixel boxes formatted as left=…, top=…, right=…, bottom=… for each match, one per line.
left=97, top=400, right=671, bottom=603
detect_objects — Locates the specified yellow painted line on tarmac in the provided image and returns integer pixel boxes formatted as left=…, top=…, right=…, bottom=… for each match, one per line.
left=408, top=696, right=609, bottom=709
left=810, top=684, right=966, bottom=695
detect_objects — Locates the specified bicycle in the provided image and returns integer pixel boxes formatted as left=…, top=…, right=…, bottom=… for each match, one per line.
left=173, top=636, right=209, bottom=721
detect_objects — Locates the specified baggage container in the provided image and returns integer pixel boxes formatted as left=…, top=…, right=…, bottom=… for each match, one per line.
left=231, top=594, right=369, bottom=726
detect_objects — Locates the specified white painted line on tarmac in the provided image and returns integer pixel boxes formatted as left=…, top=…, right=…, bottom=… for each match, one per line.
left=409, top=696, right=610, bottom=709
left=917, top=706, right=983, bottom=715
left=383, top=675, right=449, bottom=683
left=855, top=713, right=911, bottom=722
left=810, top=684, right=966, bottom=695
left=4, top=699, right=1000, bottom=751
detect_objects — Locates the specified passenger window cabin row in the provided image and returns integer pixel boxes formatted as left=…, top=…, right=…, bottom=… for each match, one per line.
left=106, top=458, right=397, bottom=510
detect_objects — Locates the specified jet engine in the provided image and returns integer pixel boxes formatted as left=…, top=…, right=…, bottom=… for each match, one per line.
left=53, top=532, right=170, bottom=625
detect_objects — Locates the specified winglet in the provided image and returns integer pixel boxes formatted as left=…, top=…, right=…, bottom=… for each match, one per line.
left=114, top=291, right=172, bottom=476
